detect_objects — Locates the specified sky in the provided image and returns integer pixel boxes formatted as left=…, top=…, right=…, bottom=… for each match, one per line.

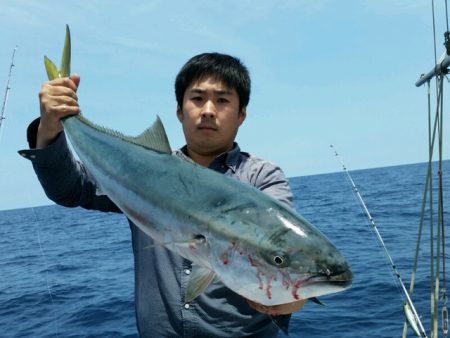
left=0, top=0, right=449, bottom=210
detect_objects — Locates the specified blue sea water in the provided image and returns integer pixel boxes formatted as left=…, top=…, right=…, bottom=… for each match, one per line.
left=1, top=160, right=449, bottom=338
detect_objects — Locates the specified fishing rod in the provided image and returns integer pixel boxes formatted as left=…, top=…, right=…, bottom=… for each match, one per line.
left=330, top=145, right=428, bottom=338
left=0, top=46, right=18, bottom=131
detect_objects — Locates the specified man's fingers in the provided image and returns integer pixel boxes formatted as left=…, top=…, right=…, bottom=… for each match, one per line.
left=47, top=76, right=79, bottom=91
left=39, top=76, right=79, bottom=102
left=39, top=76, right=80, bottom=119
left=35, top=75, right=81, bottom=149
left=69, top=74, right=80, bottom=88
left=59, top=102, right=80, bottom=115
left=40, top=84, right=78, bottom=101
left=41, top=95, right=79, bottom=113
left=247, top=299, right=307, bottom=315
left=49, top=101, right=80, bottom=116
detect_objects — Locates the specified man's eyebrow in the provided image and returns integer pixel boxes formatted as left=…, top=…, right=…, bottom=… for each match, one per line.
left=188, top=88, right=233, bottom=96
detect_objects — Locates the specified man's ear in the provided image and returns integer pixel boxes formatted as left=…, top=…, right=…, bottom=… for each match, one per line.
left=176, top=105, right=183, bottom=122
left=238, top=107, right=247, bottom=126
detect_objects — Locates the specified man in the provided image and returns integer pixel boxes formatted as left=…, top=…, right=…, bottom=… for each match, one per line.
left=20, top=53, right=306, bottom=337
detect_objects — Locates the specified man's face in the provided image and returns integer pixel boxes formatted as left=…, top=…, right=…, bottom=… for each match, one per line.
left=177, top=76, right=246, bottom=160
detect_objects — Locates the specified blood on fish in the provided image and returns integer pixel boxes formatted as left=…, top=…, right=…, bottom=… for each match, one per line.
left=247, top=255, right=257, bottom=267
left=220, top=251, right=229, bottom=265
left=256, top=271, right=263, bottom=290
left=292, top=280, right=302, bottom=300
left=219, top=241, right=240, bottom=265
left=280, top=272, right=293, bottom=289
left=265, top=278, right=272, bottom=299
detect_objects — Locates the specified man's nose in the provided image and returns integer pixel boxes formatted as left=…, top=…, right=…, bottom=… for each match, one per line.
left=201, top=100, right=216, bottom=118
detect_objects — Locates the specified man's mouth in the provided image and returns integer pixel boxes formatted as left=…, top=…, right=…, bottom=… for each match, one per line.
left=198, top=124, right=218, bottom=131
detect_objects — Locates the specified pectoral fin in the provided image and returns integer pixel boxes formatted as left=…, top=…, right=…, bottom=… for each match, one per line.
left=185, top=265, right=216, bottom=303
left=143, top=235, right=206, bottom=250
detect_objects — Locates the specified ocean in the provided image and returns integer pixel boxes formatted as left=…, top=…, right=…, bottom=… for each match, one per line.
left=1, top=160, right=449, bottom=338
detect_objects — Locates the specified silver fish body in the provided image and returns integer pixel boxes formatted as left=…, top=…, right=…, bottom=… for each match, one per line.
left=62, top=115, right=352, bottom=306
left=44, top=25, right=352, bottom=307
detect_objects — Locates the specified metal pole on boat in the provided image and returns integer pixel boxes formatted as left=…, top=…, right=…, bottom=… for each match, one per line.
left=0, top=46, right=18, bottom=131
left=415, top=56, right=448, bottom=338
left=415, top=52, right=450, bottom=87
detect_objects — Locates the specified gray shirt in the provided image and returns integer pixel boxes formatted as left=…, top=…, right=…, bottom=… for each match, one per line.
left=20, top=118, right=295, bottom=338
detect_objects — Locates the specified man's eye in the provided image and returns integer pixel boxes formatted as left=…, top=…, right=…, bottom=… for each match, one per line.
left=191, top=96, right=203, bottom=102
left=218, top=98, right=229, bottom=103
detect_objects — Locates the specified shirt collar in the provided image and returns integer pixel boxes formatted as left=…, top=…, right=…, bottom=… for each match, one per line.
left=177, top=142, right=241, bottom=173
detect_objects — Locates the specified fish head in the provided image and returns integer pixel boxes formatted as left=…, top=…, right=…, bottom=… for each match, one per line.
left=208, top=201, right=352, bottom=306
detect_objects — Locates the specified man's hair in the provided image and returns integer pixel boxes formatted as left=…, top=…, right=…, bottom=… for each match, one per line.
left=175, top=53, right=251, bottom=110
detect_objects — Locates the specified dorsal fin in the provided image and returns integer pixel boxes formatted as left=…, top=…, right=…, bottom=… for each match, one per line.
left=130, top=116, right=171, bottom=153
left=68, top=114, right=172, bottom=154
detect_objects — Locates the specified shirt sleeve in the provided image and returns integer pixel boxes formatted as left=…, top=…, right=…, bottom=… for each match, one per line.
left=18, top=118, right=120, bottom=213
left=251, top=160, right=294, bottom=209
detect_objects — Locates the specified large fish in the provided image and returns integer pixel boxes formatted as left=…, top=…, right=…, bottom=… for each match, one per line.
left=43, top=26, right=352, bottom=309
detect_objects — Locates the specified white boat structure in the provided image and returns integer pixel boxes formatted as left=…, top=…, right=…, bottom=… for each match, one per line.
left=405, top=5, right=450, bottom=337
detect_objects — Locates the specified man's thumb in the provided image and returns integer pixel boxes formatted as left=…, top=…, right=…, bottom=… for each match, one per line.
left=70, top=73, right=80, bottom=89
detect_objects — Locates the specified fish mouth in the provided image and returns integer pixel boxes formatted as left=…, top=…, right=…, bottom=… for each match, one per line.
left=307, top=268, right=353, bottom=288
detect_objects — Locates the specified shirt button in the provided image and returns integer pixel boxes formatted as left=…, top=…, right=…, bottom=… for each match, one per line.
left=184, top=303, right=190, bottom=309
left=184, top=269, right=191, bottom=275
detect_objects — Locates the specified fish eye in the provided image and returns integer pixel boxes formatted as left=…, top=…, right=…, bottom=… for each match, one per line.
left=271, top=252, right=289, bottom=268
